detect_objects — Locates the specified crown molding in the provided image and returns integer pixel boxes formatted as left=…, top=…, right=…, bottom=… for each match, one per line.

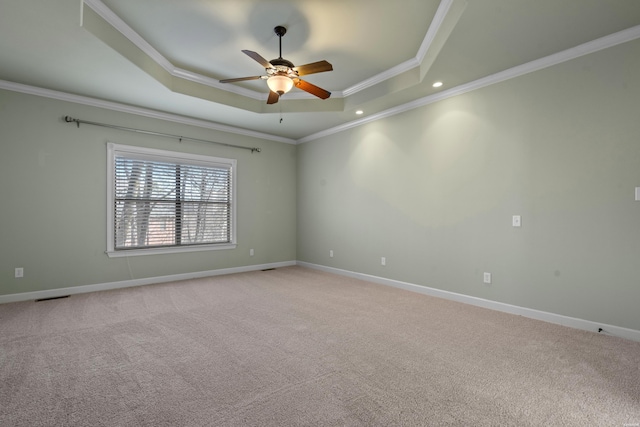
left=3, top=21, right=638, bottom=146
left=83, top=0, right=338, bottom=103
left=0, top=80, right=296, bottom=144
left=342, top=58, right=419, bottom=97
left=342, top=0, right=457, bottom=97
left=170, top=67, right=262, bottom=100
left=416, top=0, right=456, bottom=63
left=83, top=0, right=264, bottom=98
left=8, top=3, right=638, bottom=145
left=83, top=0, right=173, bottom=73
left=83, top=0, right=457, bottom=103
left=298, top=24, right=640, bottom=144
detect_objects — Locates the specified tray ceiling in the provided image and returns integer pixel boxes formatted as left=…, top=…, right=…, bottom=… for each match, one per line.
left=1, top=0, right=639, bottom=142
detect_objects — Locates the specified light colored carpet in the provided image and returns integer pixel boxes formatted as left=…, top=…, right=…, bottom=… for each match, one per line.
left=0, top=266, right=638, bottom=426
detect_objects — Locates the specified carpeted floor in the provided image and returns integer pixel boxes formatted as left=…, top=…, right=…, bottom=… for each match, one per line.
left=0, top=266, right=639, bottom=426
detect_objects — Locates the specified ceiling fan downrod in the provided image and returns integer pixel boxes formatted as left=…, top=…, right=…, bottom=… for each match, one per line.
left=274, top=26, right=286, bottom=59
left=270, top=26, right=294, bottom=69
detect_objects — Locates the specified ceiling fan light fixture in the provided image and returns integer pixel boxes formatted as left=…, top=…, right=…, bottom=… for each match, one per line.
left=267, top=75, right=294, bottom=95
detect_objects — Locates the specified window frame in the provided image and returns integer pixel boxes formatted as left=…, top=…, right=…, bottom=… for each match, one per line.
left=106, top=143, right=237, bottom=258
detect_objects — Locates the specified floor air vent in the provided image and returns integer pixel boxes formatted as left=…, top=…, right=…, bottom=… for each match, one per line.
left=36, top=295, right=70, bottom=302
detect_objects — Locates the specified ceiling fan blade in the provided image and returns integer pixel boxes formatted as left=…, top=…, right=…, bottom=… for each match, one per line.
left=293, top=60, right=333, bottom=76
left=242, top=50, right=275, bottom=69
left=267, top=91, right=280, bottom=104
left=219, top=75, right=264, bottom=83
left=293, top=79, right=331, bottom=99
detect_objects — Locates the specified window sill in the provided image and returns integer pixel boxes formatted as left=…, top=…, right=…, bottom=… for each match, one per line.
left=106, top=243, right=237, bottom=258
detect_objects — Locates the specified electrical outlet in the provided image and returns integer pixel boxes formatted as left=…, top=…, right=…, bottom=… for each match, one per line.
left=512, top=215, right=521, bottom=227
left=483, top=272, right=491, bottom=284
left=249, top=249, right=254, bottom=256
left=381, top=257, right=386, bottom=266
left=329, top=250, right=334, bottom=258
left=15, top=268, right=24, bottom=278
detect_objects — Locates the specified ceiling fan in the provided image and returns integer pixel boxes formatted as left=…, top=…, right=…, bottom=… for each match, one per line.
left=220, top=26, right=333, bottom=104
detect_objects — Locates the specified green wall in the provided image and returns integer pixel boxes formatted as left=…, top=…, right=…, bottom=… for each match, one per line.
left=0, top=90, right=296, bottom=295
left=2, top=38, right=639, bottom=332
left=297, top=39, right=640, bottom=331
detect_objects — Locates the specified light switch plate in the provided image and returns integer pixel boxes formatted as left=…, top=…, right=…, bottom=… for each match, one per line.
left=635, top=187, right=640, bottom=201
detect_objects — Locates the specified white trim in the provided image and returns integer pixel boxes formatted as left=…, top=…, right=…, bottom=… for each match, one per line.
left=342, top=58, right=419, bottom=97
left=3, top=17, right=638, bottom=145
left=0, top=261, right=296, bottom=304
left=171, top=67, right=263, bottom=100
left=3, top=259, right=638, bottom=342
left=85, top=0, right=640, bottom=108
left=106, top=243, right=237, bottom=258
left=82, top=0, right=447, bottom=101
left=106, top=142, right=237, bottom=254
left=81, top=0, right=470, bottom=102
left=84, top=0, right=175, bottom=75
left=0, top=80, right=296, bottom=144
left=416, top=0, right=456, bottom=63
left=296, top=262, right=640, bottom=343
left=83, top=0, right=318, bottom=102
left=297, top=24, right=640, bottom=144
left=171, top=69, right=332, bottom=101
left=342, top=0, right=457, bottom=97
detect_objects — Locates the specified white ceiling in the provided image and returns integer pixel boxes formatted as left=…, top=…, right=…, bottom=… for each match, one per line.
left=1, top=0, right=640, bottom=142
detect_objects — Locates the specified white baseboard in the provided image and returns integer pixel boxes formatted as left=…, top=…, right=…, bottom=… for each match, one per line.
left=297, top=261, right=640, bottom=343
left=0, top=261, right=296, bottom=304
left=4, top=260, right=638, bottom=343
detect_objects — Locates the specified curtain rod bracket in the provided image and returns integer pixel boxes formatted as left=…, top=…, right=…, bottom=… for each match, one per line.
left=65, top=115, right=80, bottom=128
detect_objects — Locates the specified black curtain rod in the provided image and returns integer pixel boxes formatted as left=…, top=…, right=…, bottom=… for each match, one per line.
left=64, top=116, right=261, bottom=153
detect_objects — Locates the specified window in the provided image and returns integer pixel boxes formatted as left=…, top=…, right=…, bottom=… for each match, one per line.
left=106, top=143, right=236, bottom=257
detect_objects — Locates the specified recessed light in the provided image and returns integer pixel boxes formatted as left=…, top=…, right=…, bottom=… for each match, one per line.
left=432, top=81, right=443, bottom=88
left=355, top=110, right=364, bottom=115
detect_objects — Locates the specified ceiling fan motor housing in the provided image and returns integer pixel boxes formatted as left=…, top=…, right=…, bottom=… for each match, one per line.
left=268, top=58, right=297, bottom=83
left=270, top=58, right=295, bottom=69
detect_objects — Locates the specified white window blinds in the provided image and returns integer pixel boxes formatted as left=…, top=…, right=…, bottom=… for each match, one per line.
left=107, top=143, right=236, bottom=256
